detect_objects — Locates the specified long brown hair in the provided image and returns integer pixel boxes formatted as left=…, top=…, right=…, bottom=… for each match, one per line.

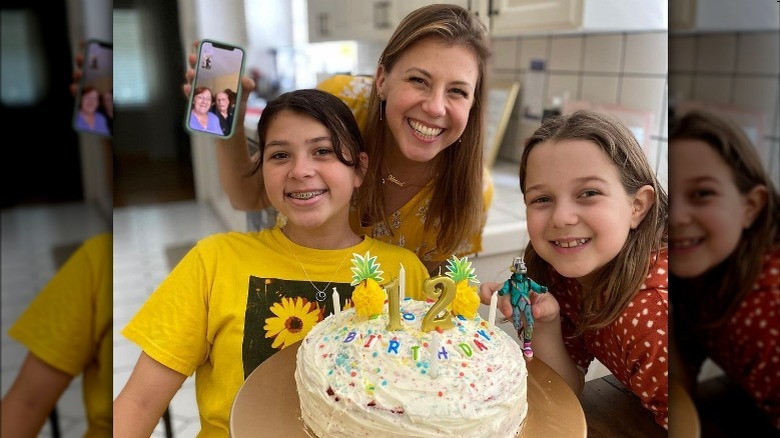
left=669, top=109, right=779, bottom=328
left=358, top=4, right=491, bottom=257
left=519, top=110, right=668, bottom=335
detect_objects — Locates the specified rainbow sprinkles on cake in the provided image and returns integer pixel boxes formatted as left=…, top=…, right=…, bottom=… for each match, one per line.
left=295, top=253, right=529, bottom=437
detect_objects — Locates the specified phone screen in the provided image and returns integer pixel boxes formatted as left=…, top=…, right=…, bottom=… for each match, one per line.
left=186, top=40, right=245, bottom=138
left=73, top=40, right=113, bottom=138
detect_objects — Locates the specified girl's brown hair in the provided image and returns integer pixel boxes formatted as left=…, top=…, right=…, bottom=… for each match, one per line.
left=519, top=110, right=668, bottom=336
left=358, top=4, right=491, bottom=258
left=669, top=109, right=779, bottom=327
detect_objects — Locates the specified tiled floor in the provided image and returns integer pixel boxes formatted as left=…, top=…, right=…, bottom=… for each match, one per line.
left=2, top=160, right=608, bottom=437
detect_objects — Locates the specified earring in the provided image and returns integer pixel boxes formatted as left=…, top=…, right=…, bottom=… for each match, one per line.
left=379, top=99, right=386, bottom=121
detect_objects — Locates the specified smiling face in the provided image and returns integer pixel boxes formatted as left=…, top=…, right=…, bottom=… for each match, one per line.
left=193, top=89, right=212, bottom=115
left=524, top=140, right=644, bottom=279
left=668, top=139, right=753, bottom=278
left=262, top=110, right=365, bottom=236
left=80, top=89, right=100, bottom=114
left=375, top=38, right=478, bottom=164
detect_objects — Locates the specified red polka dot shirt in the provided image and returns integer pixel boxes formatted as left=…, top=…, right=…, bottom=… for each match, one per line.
left=549, top=251, right=669, bottom=429
left=703, top=247, right=780, bottom=429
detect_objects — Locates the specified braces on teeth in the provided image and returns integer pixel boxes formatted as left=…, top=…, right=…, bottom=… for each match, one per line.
left=289, top=191, right=322, bottom=200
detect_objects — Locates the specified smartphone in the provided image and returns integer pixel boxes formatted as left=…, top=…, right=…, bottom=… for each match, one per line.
left=186, top=39, right=246, bottom=139
left=73, top=39, right=113, bottom=138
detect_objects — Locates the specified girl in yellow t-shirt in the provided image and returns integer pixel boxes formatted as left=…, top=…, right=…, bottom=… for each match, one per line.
left=113, top=89, right=429, bottom=437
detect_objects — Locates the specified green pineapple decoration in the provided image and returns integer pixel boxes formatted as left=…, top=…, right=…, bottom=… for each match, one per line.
left=446, top=255, right=481, bottom=319
left=350, top=252, right=385, bottom=318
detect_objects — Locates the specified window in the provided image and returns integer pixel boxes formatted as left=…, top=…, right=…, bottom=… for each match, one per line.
left=113, top=9, right=149, bottom=106
left=1, top=10, right=47, bottom=106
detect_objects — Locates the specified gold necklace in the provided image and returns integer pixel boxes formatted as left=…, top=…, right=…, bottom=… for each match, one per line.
left=282, top=232, right=355, bottom=302
left=380, top=162, right=432, bottom=189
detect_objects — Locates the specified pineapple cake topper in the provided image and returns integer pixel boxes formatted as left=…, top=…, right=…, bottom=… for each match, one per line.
left=445, top=255, right=481, bottom=319
left=350, top=252, right=386, bottom=318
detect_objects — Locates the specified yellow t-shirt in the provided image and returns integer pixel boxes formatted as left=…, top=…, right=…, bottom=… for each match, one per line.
left=318, top=74, right=495, bottom=263
left=8, top=233, right=113, bottom=437
left=121, top=228, right=429, bottom=437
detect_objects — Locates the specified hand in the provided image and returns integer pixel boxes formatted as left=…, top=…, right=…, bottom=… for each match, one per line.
left=182, top=40, right=256, bottom=139
left=478, top=282, right=514, bottom=320
left=182, top=40, right=256, bottom=98
left=70, top=41, right=86, bottom=97
left=529, top=290, right=560, bottom=323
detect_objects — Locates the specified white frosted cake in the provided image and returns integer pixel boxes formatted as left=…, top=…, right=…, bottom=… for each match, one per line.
left=294, top=298, right=528, bottom=437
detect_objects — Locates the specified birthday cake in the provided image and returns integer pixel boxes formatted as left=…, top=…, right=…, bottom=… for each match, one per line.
left=294, top=255, right=528, bottom=437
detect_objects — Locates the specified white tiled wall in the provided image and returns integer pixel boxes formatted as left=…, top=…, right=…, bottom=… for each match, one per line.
left=489, top=31, right=669, bottom=185
left=669, top=30, right=780, bottom=186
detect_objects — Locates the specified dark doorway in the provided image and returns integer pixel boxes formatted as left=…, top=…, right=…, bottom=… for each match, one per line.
left=0, top=1, right=82, bottom=207
left=113, top=0, right=195, bottom=207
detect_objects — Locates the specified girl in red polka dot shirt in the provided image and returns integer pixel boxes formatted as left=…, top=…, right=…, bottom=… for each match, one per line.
left=481, top=110, right=669, bottom=428
left=669, top=109, right=780, bottom=431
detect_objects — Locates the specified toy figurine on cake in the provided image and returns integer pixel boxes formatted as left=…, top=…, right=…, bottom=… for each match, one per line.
left=498, top=257, right=548, bottom=358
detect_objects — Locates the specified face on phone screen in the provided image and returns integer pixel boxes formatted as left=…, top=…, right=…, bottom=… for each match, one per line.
left=73, top=40, right=113, bottom=137
left=186, top=40, right=245, bottom=138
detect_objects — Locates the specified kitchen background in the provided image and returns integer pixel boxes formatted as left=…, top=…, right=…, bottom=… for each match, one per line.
left=1, top=0, right=777, bottom=437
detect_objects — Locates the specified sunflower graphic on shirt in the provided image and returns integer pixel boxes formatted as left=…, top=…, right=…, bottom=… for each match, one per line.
left=263, top=296, right=322, bottom=349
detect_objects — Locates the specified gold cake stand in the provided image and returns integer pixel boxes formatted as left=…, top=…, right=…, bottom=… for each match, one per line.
left=230, top=341, right=586, bottom=437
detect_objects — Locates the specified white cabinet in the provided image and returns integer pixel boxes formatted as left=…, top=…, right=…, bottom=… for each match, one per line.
left=488, top=0, right=667, bottom=36
left=306, top=0, right=478, bottom=44
left=306, top=0, right=354, bottom=43
left=670, top=0, right=779, bottom=32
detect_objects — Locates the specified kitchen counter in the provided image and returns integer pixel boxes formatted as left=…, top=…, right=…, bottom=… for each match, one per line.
left=473, top=159, right=528, bottom=283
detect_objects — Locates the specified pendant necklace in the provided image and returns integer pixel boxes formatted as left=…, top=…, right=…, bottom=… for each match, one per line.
left=282, top=232, right=355, bottom=302
left=380, top=162, right=432, bottom=189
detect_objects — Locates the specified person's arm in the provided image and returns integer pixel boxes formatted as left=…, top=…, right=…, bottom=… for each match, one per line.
left=1, top=353, right=73, bottom=437
left=183, top=45, right=269, bottom=212
left=113, top=352, right=187, bottom=438
left=527, top=304, right=586, bottom=394
left=480, top=282, right=584, bottom=391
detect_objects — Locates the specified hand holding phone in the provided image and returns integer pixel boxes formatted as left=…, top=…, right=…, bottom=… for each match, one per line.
left=73, top=40, right=113, bottom=138
left=185, top=40, right=246, bottom=138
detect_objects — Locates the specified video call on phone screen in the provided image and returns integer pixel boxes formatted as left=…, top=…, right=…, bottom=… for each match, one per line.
left=74, top=40, right=113, bottom=137
left=187, top=41, right=244, bottom=138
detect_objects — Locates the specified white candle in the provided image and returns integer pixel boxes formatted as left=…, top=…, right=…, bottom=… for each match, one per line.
left=332, top=287, right=341, bottom=315
left=488, top=290, right=498, bottom=329
left=429, top=332, right=440, bottom=378
left=399, top=263, right=405, bottom=301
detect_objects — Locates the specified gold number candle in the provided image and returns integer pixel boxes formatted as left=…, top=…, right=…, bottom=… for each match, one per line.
left=384, top=278, right=402, bottom=330
left=421, top=276, right=456, bottom=332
